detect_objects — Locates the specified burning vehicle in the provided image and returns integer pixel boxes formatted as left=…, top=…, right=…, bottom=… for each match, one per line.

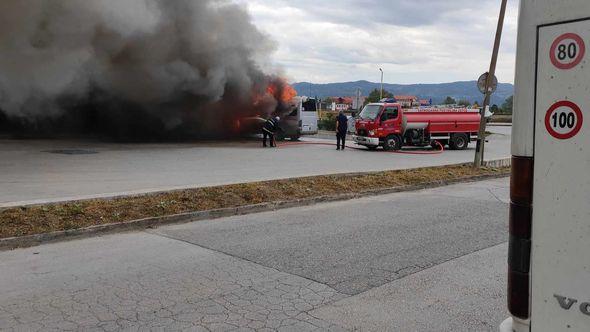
left=0, top=0, right=297, bottom=141
left=234, top=84, right=318, bottom=141
left=274, top=96, right=319, bottom=140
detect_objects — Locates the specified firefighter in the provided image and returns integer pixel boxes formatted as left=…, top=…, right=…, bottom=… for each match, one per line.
left=262, top=116, right=280, bottom=148
left=336, top=110, right=348, bottom=150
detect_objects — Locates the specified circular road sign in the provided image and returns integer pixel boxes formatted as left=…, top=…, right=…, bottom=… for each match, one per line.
left=550, top=33, right=586, bottom=70
left=544, top=100, right=584, bottom=140
left=477, top=72, right=498, bottom=95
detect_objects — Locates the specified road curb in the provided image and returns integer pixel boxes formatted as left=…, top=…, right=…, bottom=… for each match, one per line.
left=0, top=166, right=510, bottom=251
left=483, top=158, right=511, bottom=168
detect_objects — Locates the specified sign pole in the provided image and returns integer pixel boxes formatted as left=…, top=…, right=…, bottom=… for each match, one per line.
left=356, top=88, right=361, bottom=114
left=474, top=0, right=508, bottom=168
left=379, top=68, right=384, bottom=100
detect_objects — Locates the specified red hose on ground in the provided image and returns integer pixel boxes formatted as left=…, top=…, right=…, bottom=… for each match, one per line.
left=277, top=140, right=445, bottom=155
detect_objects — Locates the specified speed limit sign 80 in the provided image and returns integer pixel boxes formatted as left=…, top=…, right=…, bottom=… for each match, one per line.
left=544, top=100, right=584, bottom=140
left=550, top=33, right=586, bottom=70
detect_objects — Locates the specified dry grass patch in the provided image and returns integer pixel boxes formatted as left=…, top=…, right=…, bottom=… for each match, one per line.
left=0, top=164, right=509, bottom=239
left=491, top=114, right=512, bottom=123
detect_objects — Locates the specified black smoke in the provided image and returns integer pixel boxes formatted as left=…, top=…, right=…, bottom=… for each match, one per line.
left=0, top=0, right=288, bottom=140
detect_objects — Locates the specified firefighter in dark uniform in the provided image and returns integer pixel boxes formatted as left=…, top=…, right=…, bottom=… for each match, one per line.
left=336, top=110, right=348, bottom=150
left=262, top=116, right=280, bottom=147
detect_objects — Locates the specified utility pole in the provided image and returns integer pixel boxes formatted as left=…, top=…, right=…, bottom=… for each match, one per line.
left=379, top=68, right=384, bottom=100
left=356, top=87, right=361, bottom=113
left=474, top=0, right=507, bottom=168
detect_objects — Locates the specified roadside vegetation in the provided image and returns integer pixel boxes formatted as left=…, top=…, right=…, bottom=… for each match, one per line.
left=491, top=114, right=512, bottom=123
left=0, top=164, right=509, bottom=239
left=490, top=95, right=513, bottom=123
left=318, top=112, right=337, bottom=131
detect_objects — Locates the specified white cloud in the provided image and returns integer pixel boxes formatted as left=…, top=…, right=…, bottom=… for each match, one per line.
left=236, top=0, right=518, bottom=84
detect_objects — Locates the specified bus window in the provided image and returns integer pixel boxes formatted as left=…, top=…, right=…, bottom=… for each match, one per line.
left=302, top=100, right=317, bottom=113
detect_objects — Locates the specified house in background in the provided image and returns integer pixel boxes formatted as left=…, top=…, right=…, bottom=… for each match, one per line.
left=394, top=95, right=419, bottom=108
left=419, top=99, right=432, bottom=107
left=330, top=97, right=354, bottom=112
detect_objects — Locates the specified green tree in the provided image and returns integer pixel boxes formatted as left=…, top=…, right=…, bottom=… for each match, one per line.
left=501, top=95, right=513, bottom=114
left=457, top=99, right=470, bottom=107
left=323, top=97, right=334, bottom=104
left=443, top=96, right=456, bottom=105
left=318, top=112, right=336, bottom=131
left=365, top=88, right=393, bottom=104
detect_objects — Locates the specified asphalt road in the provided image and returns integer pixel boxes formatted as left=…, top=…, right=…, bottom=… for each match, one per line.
left=0, top=178, right=510, bottom=331
left=0, top=126, right=510, bottom=207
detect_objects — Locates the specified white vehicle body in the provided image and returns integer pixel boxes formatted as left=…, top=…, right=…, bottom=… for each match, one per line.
left=503, top=1, right=590, bottom=331
left=285, top=96, right=319, bottom=136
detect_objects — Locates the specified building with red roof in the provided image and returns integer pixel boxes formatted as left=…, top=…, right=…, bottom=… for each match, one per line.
left=394, top=95, right=419, bottom=107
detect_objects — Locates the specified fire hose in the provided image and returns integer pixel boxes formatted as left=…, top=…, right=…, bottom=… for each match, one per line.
left=278, top=140, right=445, bottom=155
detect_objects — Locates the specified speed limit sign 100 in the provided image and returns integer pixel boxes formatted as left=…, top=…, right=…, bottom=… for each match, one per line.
left=545, top=101, right=584, bottom=140
left=550, top=33, right=586, bottom=70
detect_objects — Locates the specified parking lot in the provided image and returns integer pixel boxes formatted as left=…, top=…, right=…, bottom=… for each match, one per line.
left=0, top=126, right=510, bottom=207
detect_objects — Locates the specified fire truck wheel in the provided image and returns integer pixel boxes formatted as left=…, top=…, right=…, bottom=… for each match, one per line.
left=383, top=135, right=402, bottom=151
left=450, top=133, right=469, bottom=150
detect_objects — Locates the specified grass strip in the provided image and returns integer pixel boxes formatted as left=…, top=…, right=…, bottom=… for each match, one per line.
left=491, top=114, right=512, bottom=123
left=1, top=164, right=509, bottom=239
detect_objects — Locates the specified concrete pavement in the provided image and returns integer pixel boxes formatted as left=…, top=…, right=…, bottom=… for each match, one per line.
left=155, top=178, right=509, bottom=296
left=0, top=232, right=346, bottom=331
left=0, top=126, right=511, bottom=207
left=311, top=243, right=507, bottom=331
left=0, top=178, right=510, bottom=331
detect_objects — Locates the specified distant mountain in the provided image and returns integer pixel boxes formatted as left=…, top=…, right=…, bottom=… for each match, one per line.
left=292, top=80, right=514, bottom=106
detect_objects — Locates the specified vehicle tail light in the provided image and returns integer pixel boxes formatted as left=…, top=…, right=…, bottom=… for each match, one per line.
left=508, top=155, right=534, bottom=320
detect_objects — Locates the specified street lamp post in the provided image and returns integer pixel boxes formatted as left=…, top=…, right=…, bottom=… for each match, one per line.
left=379, top=68, right=384, bottom=100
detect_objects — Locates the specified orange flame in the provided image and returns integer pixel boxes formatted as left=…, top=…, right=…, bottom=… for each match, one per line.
left=266, top=79, right=297, bottom=103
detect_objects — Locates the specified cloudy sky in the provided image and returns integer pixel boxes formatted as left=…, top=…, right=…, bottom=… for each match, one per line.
left=235, top=0, right=519, bottom=84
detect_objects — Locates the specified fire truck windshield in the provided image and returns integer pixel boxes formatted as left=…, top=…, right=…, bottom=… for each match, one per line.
left=359, top=105, right=382, bottom=120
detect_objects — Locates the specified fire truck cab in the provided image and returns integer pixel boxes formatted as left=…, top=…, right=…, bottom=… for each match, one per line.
left=501, top=1, right=590, bottom=331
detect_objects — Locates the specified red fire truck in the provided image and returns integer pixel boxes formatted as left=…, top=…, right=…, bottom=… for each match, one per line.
left=352, top=102, right=482, bottom=151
